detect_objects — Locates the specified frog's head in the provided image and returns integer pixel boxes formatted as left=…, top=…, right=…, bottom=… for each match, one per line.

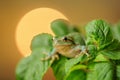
left=53, top=36, right=75, bottom=47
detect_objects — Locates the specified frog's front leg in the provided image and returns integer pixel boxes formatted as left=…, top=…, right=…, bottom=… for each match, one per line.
left=74, top=45, right=89, bottom=58
left=81, top=46, right=89, bottom=56
left=41, top=48, right=59, bottom=63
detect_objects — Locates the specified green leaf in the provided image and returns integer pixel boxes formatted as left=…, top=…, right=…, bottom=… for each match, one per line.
left=101, top=51, right=120, bottom=60
left=51, top=19, right=69, bottom=36
left=30, top=33, right=53, bottom=51
left=16, top=33, right=53, bottom=80
left=104, top=39, right=120, bottom=51
left=52, top=56, right=68, bottom=80
left=86, top=20, right=120, bottom=60
left=111, top=22, right=120, bottom=41
left=16, top=49, right=51, bottom=80
left=87, top=63, right=96, bottom=80
left=87, top=62, right=114, bottom=80
left=68, top=25, right=80, bottom=33
left=65, top=55, right=87, bottom=73
left=114, top=60, right=120, bottom=65
left=51, top=19, right=80, bottom=37
left=87, top=45, right=97, bottom=60
left=87, top=70, right=96, bottom=80
left=85, top=20, right=113, bottom=50
left=99, top=34, right=120, bottom=60
left=94, top=54, right=108, bottom=62
left=16, top=56, right=32, bottom=80
left=95, top=62, right=113, bottom=80
left=64, top=64, right=86, bottom=80
left=117, top=65, right=120, bottom=80
left=67, top=32, right=85, bottom=45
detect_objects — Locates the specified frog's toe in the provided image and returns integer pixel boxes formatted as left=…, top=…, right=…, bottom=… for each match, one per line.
left=54, top=54, right=59, bottom=60
left=41, top=56, right=51, bottom=61
left=83, top=49, right=89, bottom=57
left=75, top=53, right=83, bottom=58
left=50, top=54, right=59, bottom=63
left=41, top=54, right=59, bottom=64
left=75, top=50, right=89, bottom=58
left=85, top=52, right=90, bottom=57
left=50, top=56, right=56, bottom=63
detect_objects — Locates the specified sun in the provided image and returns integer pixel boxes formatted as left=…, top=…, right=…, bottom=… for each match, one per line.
left=15, top=8, right=68, bottom=57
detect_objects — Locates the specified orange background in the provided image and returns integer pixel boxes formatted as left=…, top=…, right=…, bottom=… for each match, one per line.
left=0, top=0, right=120, bottom=80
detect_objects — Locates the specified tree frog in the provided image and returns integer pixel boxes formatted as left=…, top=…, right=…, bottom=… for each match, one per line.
left=42, top=32, right=89, bottom=63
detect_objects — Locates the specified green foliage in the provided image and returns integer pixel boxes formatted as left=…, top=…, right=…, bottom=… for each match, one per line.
left=51, top=19, right=69, bottom=36
left=85, top=20, right=113, bottom=50
left=117, top=65, right=120, bottom=80
left=86, top=20, right=120, bottom=60
left=87, top=45, right=97, bottom=60
left=101, top=51, right=120, bottom=60
left=16, top=19, right=120, bottom=80
left=94, top=62, right=113, bottom=80
left=30, top=33, right=53, bottom=51
left=16, top=33, right=53, bottom=80
left=111, top=22, right=120, bottom=41
left=65, top=55, right=87, bottom=73
left=52, top=56, right=67, bottom=80
left=64, top=64, right=86, bottom=80
left=87, top=62, right=114, bottom=80
left=51, top=19, right=80, bottom=37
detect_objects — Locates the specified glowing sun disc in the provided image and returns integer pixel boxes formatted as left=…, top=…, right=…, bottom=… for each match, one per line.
left=15, top=8, right=68, bottom=57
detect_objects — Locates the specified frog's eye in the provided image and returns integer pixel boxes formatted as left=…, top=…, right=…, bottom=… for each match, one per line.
left=63, top=37, right=68, bottom=41
left=64, top=37, right=68, bottom=40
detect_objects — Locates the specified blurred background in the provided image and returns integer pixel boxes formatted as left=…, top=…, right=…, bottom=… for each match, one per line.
left=0, top=0, right=120, bottom=80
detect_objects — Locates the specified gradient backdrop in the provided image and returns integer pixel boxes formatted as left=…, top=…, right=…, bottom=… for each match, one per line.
left=0, top=0, right=120, bottom=80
